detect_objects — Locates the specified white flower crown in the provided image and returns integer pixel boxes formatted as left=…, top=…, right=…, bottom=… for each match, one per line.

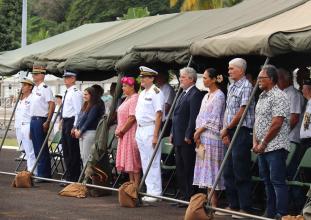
left=216, top=75, right=223, bottom=83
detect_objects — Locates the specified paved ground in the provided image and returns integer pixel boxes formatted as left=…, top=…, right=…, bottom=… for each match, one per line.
left=0, top=149, right=192, bottom=220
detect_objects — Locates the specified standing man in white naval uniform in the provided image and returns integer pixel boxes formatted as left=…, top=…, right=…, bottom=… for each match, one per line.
left=30, top=65, right=55, bottom=181
left=135, top=66, right=165, bottom=202
left=61, top=70, right=83, bottom=184
left=18, top=78, right=37, bottom=175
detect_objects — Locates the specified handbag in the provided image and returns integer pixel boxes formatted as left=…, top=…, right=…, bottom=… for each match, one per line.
left=59, top=183, right=87, bottom=198
left=184, top=193, right=212, bottom=220
left=118, top=181, right=138, bottom=208
left=195, top=144, right=205, bottom=160
left=12, top=171, right=33, bottom=188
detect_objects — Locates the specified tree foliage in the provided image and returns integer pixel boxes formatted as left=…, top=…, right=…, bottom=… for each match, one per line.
left=0, top=0, right=242, bottom=51
left=170, top=0, right=242, bottom=11
left=0, top=0, right=22, bottom=51
left=122, top=7, right=150, bottom=20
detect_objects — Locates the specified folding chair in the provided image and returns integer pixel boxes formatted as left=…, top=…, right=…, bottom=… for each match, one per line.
left=49, top=131, right=65, bottom=176
left=160, top=137, right=177, bottom=196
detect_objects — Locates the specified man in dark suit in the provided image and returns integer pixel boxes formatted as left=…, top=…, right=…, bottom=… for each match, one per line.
left=171, top=67, right=204, bottom=204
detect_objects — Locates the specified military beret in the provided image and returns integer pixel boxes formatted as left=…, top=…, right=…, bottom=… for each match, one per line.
left=32, top=65, right=47, bottom=74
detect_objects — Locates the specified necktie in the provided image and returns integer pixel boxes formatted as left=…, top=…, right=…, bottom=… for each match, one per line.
left=177, top=91, right=186, bottom=106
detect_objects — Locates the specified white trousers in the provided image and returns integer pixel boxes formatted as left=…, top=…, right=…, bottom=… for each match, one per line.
left=15, top=127, right=23, bottom=151
left=21, top=124, right=37, bottom=175
left=136, top=125, right=162, bottom=196
left=79, top=130, right=96, bottom=166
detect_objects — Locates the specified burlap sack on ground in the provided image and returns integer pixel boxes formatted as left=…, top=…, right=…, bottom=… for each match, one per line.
left=282, top=215, right=304, bottom=220
left=59, top=183, right=87, bottom=198
left=184, top=193, right=212, bottom=220
left=11, top=171, right=33, bottom=188
left=88, top=165, right=112, bottom=197
left=118, top=181, right=138, bottom=208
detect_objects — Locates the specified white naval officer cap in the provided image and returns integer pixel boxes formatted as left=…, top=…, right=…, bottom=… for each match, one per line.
left=139, top=66, right=158, bottom=77
left=63, top=70, right=77, bottom=77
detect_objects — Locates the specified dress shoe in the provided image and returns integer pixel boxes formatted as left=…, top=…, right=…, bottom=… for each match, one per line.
left=142, top=196, right=159, bottom=202
left=59, top=182, right=69, bottom=187
left=33, top=179, right=47, bottom=183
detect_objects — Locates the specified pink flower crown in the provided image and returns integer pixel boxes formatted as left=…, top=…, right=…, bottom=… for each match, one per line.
left=121, top=77, right=135, bottom=86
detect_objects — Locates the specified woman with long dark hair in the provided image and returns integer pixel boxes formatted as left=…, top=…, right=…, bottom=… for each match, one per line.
left=74, top=87, right=104, bottom=166
left=193, top=68, right=228, bottom=207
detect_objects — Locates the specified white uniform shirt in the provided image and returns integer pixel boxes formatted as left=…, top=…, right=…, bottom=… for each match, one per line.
left=300, top=99, right=311, bottom=139
left=135, top=84, right=165, bottom=126
left=19, top=94, right=33, bottom=123
left=283, top=85, right=304, bottom=143
left=30, top=82, right=54, bottom=117
left=160, top=83, right=176, bottom=120
left=62, top=85, right=83, bottom=127
left=15, top=99, right=23, bottom=128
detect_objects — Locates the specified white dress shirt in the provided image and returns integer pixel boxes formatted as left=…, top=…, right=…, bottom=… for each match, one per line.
left=62, top=85, right=83, bottom=127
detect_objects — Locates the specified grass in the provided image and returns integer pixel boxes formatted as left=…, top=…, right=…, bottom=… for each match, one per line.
left=0, top=138, right=18, bottom=147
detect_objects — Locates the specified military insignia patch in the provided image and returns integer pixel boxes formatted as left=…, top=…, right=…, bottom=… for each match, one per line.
left=153, top=87, right=160, bottom=94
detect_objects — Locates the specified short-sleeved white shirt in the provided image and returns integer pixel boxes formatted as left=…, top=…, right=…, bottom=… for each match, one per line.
left=300, top=99, right=311, bottom=139
left=62, top=85, right=83, bottom=126
left=135, top=84, right=164, bottom=126
left=30, top=82, right=54, bottom=117
left=283, top=85, right=304, bottom=143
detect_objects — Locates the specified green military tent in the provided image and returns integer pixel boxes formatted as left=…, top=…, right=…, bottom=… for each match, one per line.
left=190, top=0, right=311, bottom=61
left=0, top=22, right=122, bottom=76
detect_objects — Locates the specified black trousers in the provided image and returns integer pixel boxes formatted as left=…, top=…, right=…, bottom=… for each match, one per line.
left=175, top=142, right=196, bottom=201
left=62, top=117, right=81, bottom=182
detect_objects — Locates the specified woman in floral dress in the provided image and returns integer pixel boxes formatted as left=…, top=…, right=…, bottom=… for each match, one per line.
left=193, top=68, right=227, bottom=207
left=115, top=77, right=141, bottom=187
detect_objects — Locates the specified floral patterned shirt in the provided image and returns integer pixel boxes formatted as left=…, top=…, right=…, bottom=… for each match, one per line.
left=254, top=86, right=290, bottom=152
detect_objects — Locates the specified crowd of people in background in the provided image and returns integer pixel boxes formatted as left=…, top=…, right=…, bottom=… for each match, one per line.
left=13, top=58, right=311, bottom=219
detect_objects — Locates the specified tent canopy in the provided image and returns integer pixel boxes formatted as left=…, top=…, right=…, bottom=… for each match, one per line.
left=28, top=14, right=176, bottom=80
left=190, top=0, right=311, bottom=58
left=1, top=0, right=310, bottom=80
left=33, top=0, right=308, bottom=79
left=114, top=0, right=309, bottom=72
left=0, top=22, right=121, bottom=76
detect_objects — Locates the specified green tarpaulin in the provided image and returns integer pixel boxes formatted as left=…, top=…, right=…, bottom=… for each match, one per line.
left=190, top=0, right=311, bottom=58
left=0, top=22, right=120, bottom=76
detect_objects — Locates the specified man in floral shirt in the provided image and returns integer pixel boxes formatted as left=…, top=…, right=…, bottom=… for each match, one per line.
left=253, top=64, right=290, bottom=219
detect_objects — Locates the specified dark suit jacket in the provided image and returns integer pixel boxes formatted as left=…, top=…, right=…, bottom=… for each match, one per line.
left=171, top=86, right=204, bottom=146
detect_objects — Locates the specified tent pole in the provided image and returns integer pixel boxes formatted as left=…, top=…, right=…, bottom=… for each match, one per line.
left=0, top=71, right=29, bottom=152
left=29, top=103, right=62, bottom=175
left=205, top=57, right=270, bottom=208
left=137, top=55, right=194, bottom=197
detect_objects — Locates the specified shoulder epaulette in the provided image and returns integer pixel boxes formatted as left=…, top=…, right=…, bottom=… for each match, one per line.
left=154, top=86, right=160, bottom=94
